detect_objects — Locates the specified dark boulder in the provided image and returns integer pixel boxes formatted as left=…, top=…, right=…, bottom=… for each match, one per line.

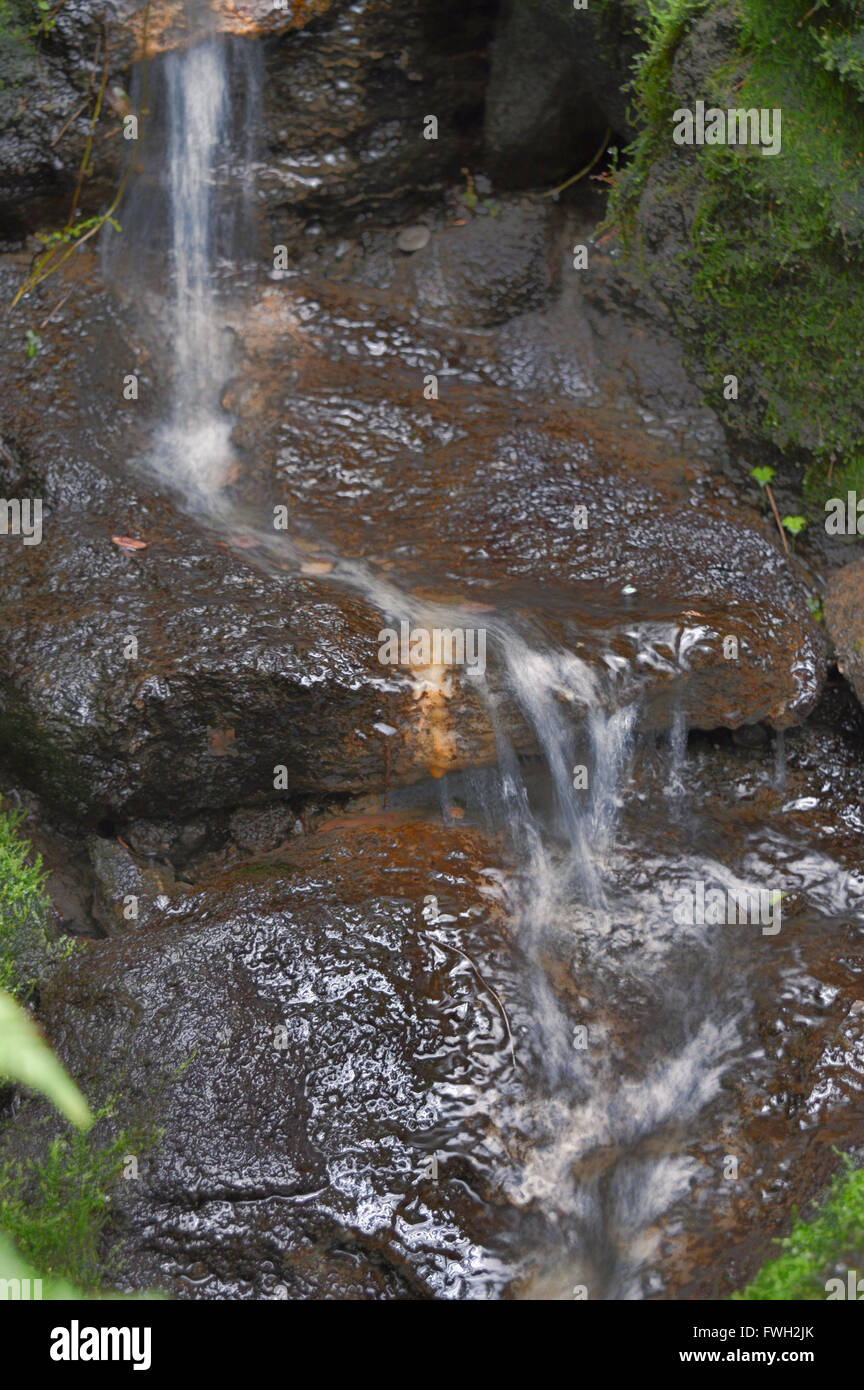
left=826, top=557, right=864, bottom=711
left=37, top=821, right=522, bottom=1299
left=483, top=0, right=644, bottom=188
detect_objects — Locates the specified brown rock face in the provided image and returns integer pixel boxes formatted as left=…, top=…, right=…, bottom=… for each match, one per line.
left=0, top=0, right=494, bottom=241
left=826, top=557, right=864, bottom=708
left=0, top=257, right=498, bottom=822
left=38, top=821, right=522, bottom=1299
left=0, top=177, right=827, bottom=822
left=223, top=221, right=826, bottom=737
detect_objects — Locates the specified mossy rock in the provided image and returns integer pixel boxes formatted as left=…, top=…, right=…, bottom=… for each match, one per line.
left=609, top=0, right=864, bottom=507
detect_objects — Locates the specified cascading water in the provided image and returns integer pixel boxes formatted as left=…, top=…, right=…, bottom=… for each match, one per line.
left=157, top=38, right=233, bottom=496
left=102, top=22, right=816, bottom=1301
left=105, top=30, right=261, bottom=500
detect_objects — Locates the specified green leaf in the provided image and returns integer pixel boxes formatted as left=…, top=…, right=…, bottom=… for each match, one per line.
left=750, top=465, right=776, bottom=488
left=781, top=514, right=808, bottom=535
left=0, top=989, right=92, bottom=1129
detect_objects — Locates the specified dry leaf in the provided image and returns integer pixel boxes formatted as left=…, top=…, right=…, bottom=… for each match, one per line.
left=208, top=727, right=237, bottom=756
left=112, top=535, right=148, bottom=551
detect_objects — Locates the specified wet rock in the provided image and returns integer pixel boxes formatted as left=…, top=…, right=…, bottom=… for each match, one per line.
left=38, top=821, right=521, bottom=1299
left=406, top=202, right=559, bottom=327
left=0, top=434, right=401, bottom=820
left=126, top=817, right=211, bottom=864
left=229, top=803, right=297, bottom=854
left=88, top=835, right=176, bottom=935
left=0, top=0, right=177, bottom=241
left=230, top=270, right=827, bottom=734
left=256, top=0, right=494, bottom=226
left=731, top=724, right=769, bottom=749
left=2, top=0, right=494, bottom=241
left=0, top=262, right=500, bottom=821
left=15, top=691, right=864, bottom=1301
left=825, top=557, right=864, bottom=709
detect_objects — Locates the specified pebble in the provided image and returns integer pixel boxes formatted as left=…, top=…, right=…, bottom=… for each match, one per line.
left=397, top=225, right=431, bottom=253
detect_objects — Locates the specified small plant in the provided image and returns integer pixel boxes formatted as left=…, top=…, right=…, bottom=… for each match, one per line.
left=23, top=328, right=41, bottom=358
left=0, top=1104, right=138, bottom=1288
left=732, top=1154, right=864, bottom=1300
left=9, top=37, right=129, bottom=313
left=0, top=803, right=52, bottom=999
left=0, top=990, right=161, bottom=1297
left=750, top=465, right=791, bottom=556
left=750, top=465, right=776, bottom=489
left=460, top=167, right=478, bottom=211
left=782, top=514, right=807, bottom=540
left=807, top=593, right=825, bottom=623
left=34, top=0, right=55, bottom=35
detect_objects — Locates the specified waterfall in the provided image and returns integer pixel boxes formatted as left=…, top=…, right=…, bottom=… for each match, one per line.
left=97, top=23, right=749, bottom=1299
left=664, top=702, right=689, bottom=803
left=104, top=32, right=261, bottom=501
left=157, top=38, right=233, bottom=497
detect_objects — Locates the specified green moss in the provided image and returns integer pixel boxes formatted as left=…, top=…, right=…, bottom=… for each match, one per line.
left=0, top=0, right=37, bottom=92
left=0, top=1103, right=157, bottom=1292
left=610, top=0, right=864, bottom=500
left=0, top=803, right=52, bottom=999
left=732, top=1157, right=864, bottom=1300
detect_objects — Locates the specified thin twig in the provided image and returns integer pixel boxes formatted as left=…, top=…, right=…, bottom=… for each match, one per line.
left=543, top=126, right=612, bottom=198
left=9, top=149, right=132, bottom=312
left=50, top=97, right=90, bottom=146
left=765, top=483, right=790, bottom=555
left=439, top=936, right=517, bottom=1070
left=39, top=288, right=73, bottom=328
left=66, top=30, right=110, bottom=229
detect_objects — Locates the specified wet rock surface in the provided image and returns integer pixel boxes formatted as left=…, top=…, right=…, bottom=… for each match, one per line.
left=1, top=0, right=494, bottom=242
left=622, top=685, right=864, bottom=1298
left=39, top=821, right=521, bottom=1299
left=0, top=193, right=827, bottom=826
left=826, top=558, right=864, bottom=712
left=0, top=258, right=500, bottom=820
left=257, top=0, right=494, bottom=226
left=88, top=835, right=177, bottom=935
left=389, top=201, right=558, bottom=326
left=15, top=683, right=864, bottom=1301
left=226, top=198, right=826, bottom=733
left=0, top=2, right=128, bottom=238
left=2, top=23, right=862, bottom=1302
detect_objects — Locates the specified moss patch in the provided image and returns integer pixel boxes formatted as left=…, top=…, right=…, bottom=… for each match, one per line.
left=0, top=803, right=53, bottom=999
left=610, top=0, right=864, bottom=501
left=732, top=1156, right=864, bottom=1300
left=0, top=0, right=37, bottom=93
left=0, top=1100, right=158, bottom=1295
